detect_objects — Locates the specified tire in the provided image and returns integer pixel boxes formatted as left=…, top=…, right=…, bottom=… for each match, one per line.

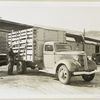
left=82, top=73, right=95, bottom=82
left=17, top=61, right=26, bottom=74
left=57, top=65, right=71, bottom=84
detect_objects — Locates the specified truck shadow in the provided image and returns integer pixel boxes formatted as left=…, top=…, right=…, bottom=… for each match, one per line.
left=25, top=70, right=55, bottom=78
left=0, top=65, right=55, bottom=77
left=0, top=69, right=55, bottom=78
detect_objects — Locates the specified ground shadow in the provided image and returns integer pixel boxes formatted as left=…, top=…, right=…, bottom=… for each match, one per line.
left=69, top=75, right=100, bottom=88
left=22, top=70, right=55, bottom=78
left=0, top=71, right=8, bottom=77
left=0, top=65, right=55, bottom=78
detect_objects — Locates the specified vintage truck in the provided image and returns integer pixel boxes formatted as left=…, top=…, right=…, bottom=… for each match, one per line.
left=7, top=27, right=98, bottom=84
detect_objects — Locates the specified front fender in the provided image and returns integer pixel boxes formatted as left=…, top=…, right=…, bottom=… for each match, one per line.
left=55, top=59, right=80, bottom=73
left=87, top=59, right=97, bottom=70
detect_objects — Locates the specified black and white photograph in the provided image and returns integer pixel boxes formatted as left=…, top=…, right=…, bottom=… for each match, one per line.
left=0, top=1, right=100, bottom=99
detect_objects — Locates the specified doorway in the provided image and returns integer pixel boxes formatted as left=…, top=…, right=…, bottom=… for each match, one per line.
left=95, top=45, right=99, bottom=53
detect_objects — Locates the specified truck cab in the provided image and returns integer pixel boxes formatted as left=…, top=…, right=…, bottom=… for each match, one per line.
left=43, top=41, right=98, bottom=84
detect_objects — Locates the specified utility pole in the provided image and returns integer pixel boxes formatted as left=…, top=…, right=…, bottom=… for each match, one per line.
left=82, top=29, right=85, bottom=51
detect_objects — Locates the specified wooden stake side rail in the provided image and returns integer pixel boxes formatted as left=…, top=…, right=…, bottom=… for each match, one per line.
left=8, top=28, right=33, bottom=61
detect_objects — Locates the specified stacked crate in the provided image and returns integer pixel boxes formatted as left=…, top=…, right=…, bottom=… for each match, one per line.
left=8, top=28, right=33, bottom=61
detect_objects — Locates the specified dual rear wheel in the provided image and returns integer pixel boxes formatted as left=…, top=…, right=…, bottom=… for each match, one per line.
left=17, top=61, right=26, bottom=74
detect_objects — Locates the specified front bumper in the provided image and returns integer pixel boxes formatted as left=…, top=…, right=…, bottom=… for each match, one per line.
left=73, top=68, right=100, bottom=75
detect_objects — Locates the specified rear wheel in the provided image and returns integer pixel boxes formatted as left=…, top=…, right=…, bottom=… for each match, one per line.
left=57, top=65, right=71, bottom=84
left=17, top=61, right=26, bottom=74
left=82, top=74, right=95, bottom=82
left=8, top=62, right=14, bottom=75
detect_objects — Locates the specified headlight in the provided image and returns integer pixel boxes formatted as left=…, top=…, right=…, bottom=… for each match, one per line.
left=73, top=55, right=85, bottom=66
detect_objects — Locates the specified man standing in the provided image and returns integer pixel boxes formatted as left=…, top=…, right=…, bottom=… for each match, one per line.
left=7, top=47, right=15, bottom=75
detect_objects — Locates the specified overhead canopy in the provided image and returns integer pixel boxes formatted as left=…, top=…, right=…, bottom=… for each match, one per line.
left=66, top=32, right=100, bottom=43
left=0, top=19, right=100, bottom=44
left=0, top=19, right=33, bottom=32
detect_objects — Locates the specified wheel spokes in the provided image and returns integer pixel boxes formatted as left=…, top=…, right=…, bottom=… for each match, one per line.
left=59, top=69, right=68, bottom=80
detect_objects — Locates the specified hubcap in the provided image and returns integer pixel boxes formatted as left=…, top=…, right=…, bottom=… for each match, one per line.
left=59, top=66, right=68, bottom=80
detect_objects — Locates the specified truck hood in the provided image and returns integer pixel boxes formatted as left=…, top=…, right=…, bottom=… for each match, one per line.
left=55, top=51, right=85, bottom=55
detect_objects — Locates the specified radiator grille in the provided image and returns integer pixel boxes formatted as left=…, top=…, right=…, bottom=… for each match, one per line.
left=78, top=54, right=88, bottom=70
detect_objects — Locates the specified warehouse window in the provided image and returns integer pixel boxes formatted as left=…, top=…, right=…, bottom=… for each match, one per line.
left=45, top=45, right=53, bottom=51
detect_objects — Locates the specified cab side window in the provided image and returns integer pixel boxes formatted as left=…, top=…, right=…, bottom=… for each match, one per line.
left=45, top=45, right=53, bottom=51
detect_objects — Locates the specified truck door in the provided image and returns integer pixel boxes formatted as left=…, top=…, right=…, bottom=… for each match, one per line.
left=43, top=44, right=55, bottom=69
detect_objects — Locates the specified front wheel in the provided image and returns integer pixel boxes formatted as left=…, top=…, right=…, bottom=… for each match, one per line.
left=82, top=73, right=95, bottom=82
left=57, top=65, right=71, bottom=84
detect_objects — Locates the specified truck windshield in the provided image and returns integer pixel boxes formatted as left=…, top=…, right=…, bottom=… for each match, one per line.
left=55, top=44, right=71, bottom=52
